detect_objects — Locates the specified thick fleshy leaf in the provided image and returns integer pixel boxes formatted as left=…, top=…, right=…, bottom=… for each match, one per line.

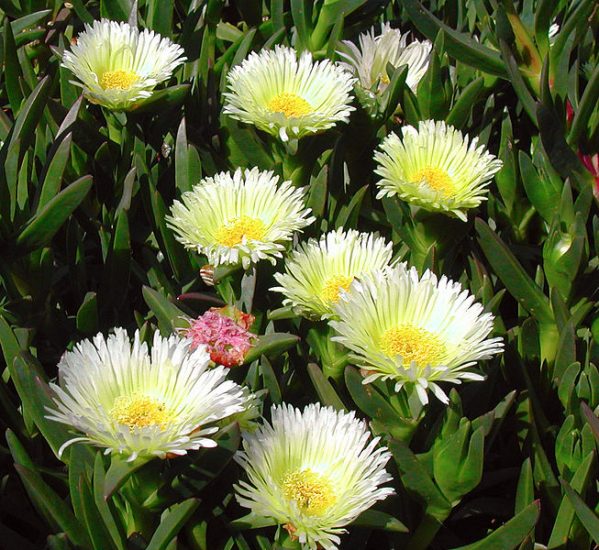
left=453, top=501, right=540, bottom=549
left=548, top=452, right=595, bottom=548
left=515, top=459, right=534, bottom=514
left=103, top=454, right=151, bottom=499
left=129, top=85, right=190, bottom=114
left=476, top=218, right=554, bottom=325
left=346, top=366, right=419, bottom=441
left=3, top=18, right=24, bottom=113
left=145, top=498, right=200, bottom=550
left=37, top=132, right=73, bottom=210
left=92, top=454, right=126, bottom=549
left=388, top=438, right=451, bottom=520
left=15, top=175, right=92, bottom=254
left=9, top=353, right=90, bottom=462
left=244, top=333, right=300, bottom=364
left=307, top=363, right=347, bottom=411
left=142, top=286, right=189, bottom=335
left=14, top=464, right=91, bottom=549
left=402, top=0, right=508, bottom=78
left=100, top=0, right=132, bottom=21
left=351, top=509, right=408, bottom=533
left=561, top=478, right=599, bottom=542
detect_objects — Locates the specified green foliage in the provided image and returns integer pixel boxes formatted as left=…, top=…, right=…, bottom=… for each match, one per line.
left=0, top=0, right=598, bottom=549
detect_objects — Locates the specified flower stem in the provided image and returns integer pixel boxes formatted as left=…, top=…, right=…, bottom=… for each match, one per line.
left=407, top=512, right=446, bottom=550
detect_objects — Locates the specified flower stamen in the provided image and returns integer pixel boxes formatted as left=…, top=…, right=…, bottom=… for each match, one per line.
left=100, top=69, right=139, bottom=90
left=322, top=275, right=354, bottom=304
left=216, top=216, right=266, bottom=247
left=378, top=73, right=390, bottom=86
left=111, top=394, right=172, bottom=430
left=412, top=167, right=455, bottom=196
left=283, top=469, right=336, bottom=516
left=380, top=325, right=445, bottom=367
left=267, top=93, right=312, bottom=118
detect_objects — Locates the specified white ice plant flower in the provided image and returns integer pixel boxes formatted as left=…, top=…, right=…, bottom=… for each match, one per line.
left=61, top=19, right=186, bottom=110
left=47, top=328, right=247, bottom=461
left=330, top=263, right=504, bottom=405
left=223, top=45, right=355, bottom=142
left=167, top=167, right=315, bottom=269
left=235, top=403, right=394, bottom=549
left=271, top=228, right=394, bottom=320
left=374, top=120, right=503, bottom=221
left=338, top=23, right=432, bottom=94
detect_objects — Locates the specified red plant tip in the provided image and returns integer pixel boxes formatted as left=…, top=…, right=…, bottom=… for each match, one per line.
left=578, top=151, right=599, bottom=199
left=566, top=100, right=574, bottom=125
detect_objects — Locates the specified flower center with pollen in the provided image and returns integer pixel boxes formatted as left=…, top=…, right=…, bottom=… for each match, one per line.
left=380, top=325, right=445, bottom=367
left=100, top=70, right=139, bottom=90
left=283, top=469, right=336, bottom=516
left=216, top=216, right=266, bottom=247
left=111, top=394, right=172, bottom=430
left=322, top=275, right=354, bottom=304
left=267, top=93, right=312, bottom=117
left=412, top=167, right=455, bottom=196
left=378, top=72, right=391, bottom=86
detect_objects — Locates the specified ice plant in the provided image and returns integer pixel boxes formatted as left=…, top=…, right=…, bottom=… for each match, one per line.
left=167, top=167, right=315, bottom=268
left=61, top=19, right=185, bottom=110
left=374, top=120, right=503, bottom=221
left=338, top=23, right=431, bottom=94
left=47, top=328, right=247, bottom=460
left=222, top=45, right=355, bottom=142
left=271, top=228, right=393, bottom=320
left=235, top=403, right=393, bottom=549
left=330, top=263, right=503, bottom=404
left=185, top=306, right=256, bottom=367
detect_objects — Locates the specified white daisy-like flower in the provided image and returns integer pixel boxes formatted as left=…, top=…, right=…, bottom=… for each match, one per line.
left=167, top=167, right=315, bottom=269
left=330, top=263, right=503, bottom=405
left=61, top=19, right=185, bottom=110
left=338, top=23, right=431, bottom=94
left=47, top=328, right=247, bottom=461
left=222, top=45, right=355, bottom=142
left=271, top=229, right=394, bottom=320
left=235, top=403, right=394, bottom=550
left=374, top=120, right=503, bottom=221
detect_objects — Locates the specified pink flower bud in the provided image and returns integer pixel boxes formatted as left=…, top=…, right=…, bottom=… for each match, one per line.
left=185, top=307, right=256, bottom=367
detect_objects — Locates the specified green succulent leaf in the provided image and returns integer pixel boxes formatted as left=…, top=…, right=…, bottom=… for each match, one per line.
left=453, top=501, right=539, bottom=549
left=145, top=498, right=200, bottom=550
left=15, top=175, right=93, bottom=254
left=475, top=218, right=554, bottom=325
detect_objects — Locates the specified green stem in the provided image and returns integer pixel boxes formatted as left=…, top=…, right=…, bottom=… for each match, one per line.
left=407, top=512, right=447, bottom=550
left=306, top=324, right=349, bottom=383
left=104, top=109, right=126, bottom=145
left=310, top=15, right=330, bottom=52
left=281, top=143, right=306, bottom=184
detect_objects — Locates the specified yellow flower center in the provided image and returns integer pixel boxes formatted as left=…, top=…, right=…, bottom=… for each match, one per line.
left=111, top=394, right=172, bottom=430
left=283, top=469, right=336, bottom=516
left=379, top=325, right=446, bottom=367
left=379, top=73, right=390, bottom=86
left=100, top=70, right=139, bottom=90
left=412, top=167, right=455, bottom=196
left=322, top=275, right=354, bottom=304
left=216, top=216, right=266, bottom=247
left=267, top=93, right=312, bottom=117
